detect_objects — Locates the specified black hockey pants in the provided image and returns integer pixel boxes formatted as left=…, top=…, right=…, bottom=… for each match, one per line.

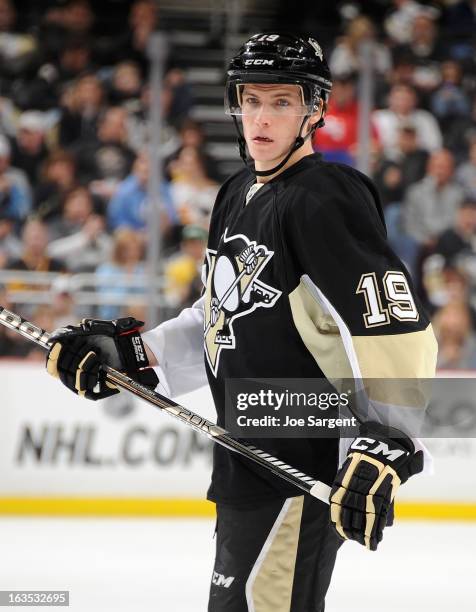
left=208, top=495, right=343, bottom=612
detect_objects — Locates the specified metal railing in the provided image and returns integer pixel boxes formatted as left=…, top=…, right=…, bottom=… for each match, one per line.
left=0, top=270, right=172, bottom=309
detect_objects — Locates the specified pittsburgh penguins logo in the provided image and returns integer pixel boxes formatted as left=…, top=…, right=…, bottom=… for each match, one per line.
left=308, top=38, right=323, bottom=61
left=204, top=228, right=282, bottom=376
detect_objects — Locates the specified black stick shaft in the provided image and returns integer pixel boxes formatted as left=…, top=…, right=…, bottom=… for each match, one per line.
left=0, top=306, right=331, bottom=504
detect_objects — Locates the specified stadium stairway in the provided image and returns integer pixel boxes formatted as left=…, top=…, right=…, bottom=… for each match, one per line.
left=158, top=6, right=275, bottom=182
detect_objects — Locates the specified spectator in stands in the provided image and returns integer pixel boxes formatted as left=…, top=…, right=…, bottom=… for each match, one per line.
left=61, top=0, right=95, bottom=37
left=34, top=150, right=77, bottom=221
left=433, top=301, right=476, bottom=369
left=50, top=275, right=78, bottom=329
left=47, top=187, right=112, bottom=271
left=312, top=72, right=380, bottom=166
left=375, top=53, right=418, bottom=108
left=0, top=134, right=31, bottom=223
left=384, top=0, right=427, bottom=45
left=0, top=0, right=13, bottom=31
left=403, top=149, right=464, bottom=246
left=6, top=218, right=65, bottom=275
left=95, top=228, right=145, bottom=319
left=456, top=140, right=476, bottom=200
left=59, top=73, right=105, bottom=147
left=420, top=199, right=476, bottom=310
left=42, top=0, right=95, bottom=47
left=443, top=1, right=476, bottom=58
left=373, top=83, right=442, bottom=160
left=162, top=68, right=194, bottom=128
left=423, top=199, right=476, bottom=315
left=72, top=106, right=135, bottom=199
left=0, top=96, right=17, bottom=139
left=0, top=210, right=21, bottom=268
left=165, top=119, right=220, bottom=182
left=431, top=60, right=471, bottom=122
left=117, top=0, right=159, bottom=74
left=329, top=15, right=392, bottom=78
left=120, top=81, right=180, bottom=154
left=168, top=145, right=219, bottom=228
left=20, top=32, right=93, bottom=115
left=430, top=198, right=476, bottom=268
left=165, top=225, right=207, bottom=308
left=5, top=218, right=66, bottom=316
left=0, top=0, right=37, bottom=82
left=392, top=9, right=445, bottom=98
left=48, top=185, right=92, bottom=239
left=422, top=261, right=471, bottom=313
left=107, top=150, right=177, bottom=233
left=108, top=61, right=142, bottom=106
left=386, top=54, right=417, bottom=90
left=442, top=90, right=476, bottom=163
left=10, top=112, right=50, bottom=186
left=55, top=38, right=93, bottom=87
left=177, top=119, right=207, bottom=150
left=374, top=123, right=429, bottom=207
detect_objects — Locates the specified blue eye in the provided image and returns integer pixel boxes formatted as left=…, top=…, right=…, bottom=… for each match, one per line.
left=276, top=99, right=290, bottom=107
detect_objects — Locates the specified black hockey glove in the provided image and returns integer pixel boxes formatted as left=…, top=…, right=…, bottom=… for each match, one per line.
left=329, top=422, right=424, bottom=551
left=46, top=317, right=158, bottom=400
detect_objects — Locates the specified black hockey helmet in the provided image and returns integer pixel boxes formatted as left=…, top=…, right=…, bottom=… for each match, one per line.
left=225, top=33, right=333, bottom=177
left=225, top=33, right=332, bottom=114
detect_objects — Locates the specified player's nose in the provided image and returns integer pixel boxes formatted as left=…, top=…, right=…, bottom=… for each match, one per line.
left=253, top=105, right=272, bottom=126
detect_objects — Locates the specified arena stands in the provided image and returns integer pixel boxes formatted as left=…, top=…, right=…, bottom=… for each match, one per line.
left=0, top=0, right=475, bottom=367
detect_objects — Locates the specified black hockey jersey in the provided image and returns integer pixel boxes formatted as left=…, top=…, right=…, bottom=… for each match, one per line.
left=200, top=153, right=437, bottom=506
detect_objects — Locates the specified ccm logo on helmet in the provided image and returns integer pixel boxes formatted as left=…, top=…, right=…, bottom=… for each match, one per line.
left=244, top=59, right=274, bottom=66
left=351, top=437, right=408, bottom=461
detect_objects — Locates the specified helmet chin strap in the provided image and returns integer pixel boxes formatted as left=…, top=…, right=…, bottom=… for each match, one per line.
left=232, top=113, right=324, bottom=178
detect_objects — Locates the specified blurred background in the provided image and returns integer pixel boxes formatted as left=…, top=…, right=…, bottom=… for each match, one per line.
left=0, top=1, right=475, bottom=610
left=0, top=0, right=475, bottom=354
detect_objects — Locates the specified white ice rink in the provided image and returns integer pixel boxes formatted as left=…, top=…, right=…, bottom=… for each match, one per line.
left=0, top=517, right=475, bottom=611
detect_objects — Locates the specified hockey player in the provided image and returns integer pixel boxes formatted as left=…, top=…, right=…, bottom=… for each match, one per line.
left=46, top=34, right=437, bottom=611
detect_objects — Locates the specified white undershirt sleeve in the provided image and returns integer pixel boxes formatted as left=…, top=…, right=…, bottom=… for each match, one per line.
left=142, top=295, right=207, bottom=398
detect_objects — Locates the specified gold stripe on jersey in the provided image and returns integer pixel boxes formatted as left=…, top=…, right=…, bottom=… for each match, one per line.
left=353, top=324, right=437, bottom=379
left=289, top=280, right=354, bottom=380
left=353, top=324, right=437, bottom=408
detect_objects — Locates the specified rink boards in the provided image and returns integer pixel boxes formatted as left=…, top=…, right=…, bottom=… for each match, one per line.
left=0, top=363, right=475, bottom=519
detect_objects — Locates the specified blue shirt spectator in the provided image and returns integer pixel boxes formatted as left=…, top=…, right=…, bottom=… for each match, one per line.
left=0, top=134, right=31, bottom=223
left=95, top=228, right=146, bottom=319
left=107, top=152, right=177, bottom=230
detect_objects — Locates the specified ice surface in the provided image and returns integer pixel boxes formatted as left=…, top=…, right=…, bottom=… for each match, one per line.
left=0, top=517, right=474, bottom=611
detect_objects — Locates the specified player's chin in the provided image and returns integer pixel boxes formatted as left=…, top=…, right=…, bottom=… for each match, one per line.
left=248, top=144, right=286, bottom=163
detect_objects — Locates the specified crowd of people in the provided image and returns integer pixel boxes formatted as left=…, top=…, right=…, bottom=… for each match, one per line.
left=0, top=0, right=216, bottom=358
left=0, top=0, right=475, bottom=368
left=312, top=2, right=475, bottom=369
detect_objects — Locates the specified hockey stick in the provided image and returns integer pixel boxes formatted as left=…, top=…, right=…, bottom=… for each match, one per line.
left=0, top=305, right=331, bottom=504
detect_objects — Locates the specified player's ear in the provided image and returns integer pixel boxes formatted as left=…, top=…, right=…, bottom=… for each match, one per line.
left=310, top=99, right=326, bottom=131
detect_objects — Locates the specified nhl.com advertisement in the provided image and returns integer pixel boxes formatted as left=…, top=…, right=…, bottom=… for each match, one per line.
left=0, top=364, right=475, bottom=505
left=0, top=363, right=214, bottom=499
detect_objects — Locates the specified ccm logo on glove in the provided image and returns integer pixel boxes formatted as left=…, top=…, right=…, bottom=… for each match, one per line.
left=350, top=437, right=409, bottom=461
